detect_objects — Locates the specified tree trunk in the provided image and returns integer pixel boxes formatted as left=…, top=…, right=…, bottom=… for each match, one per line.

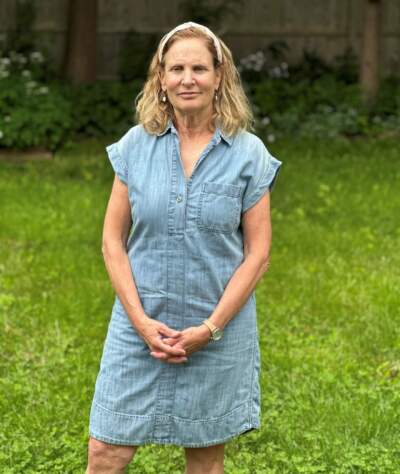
left=360, top=0, right=382, bottom=108
left=62, top=0, right=98, bottom=84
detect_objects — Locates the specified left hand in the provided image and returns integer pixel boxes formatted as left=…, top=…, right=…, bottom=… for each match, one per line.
left=150, top=324, right=211, bottom=363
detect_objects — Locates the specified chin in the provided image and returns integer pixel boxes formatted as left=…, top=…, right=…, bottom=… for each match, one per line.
left=176, top=101, right=211, bottom=113
left=181, top=103, right=202, bottom=109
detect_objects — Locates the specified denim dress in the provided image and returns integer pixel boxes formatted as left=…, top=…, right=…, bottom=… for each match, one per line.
left=89, top=118, right=282, bottom=447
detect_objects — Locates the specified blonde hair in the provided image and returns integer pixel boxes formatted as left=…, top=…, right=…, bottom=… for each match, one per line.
left=135, top=25, right=255, bottom=137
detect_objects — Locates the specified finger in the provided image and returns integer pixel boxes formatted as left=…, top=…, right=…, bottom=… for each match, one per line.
left=150, top=351, right=168, bottom=359
left=154, top=339, right=186, bottom=356
left=161, top=337, right=181, bottom=345
left=166, top=357, right=188, bottom=364
left=162, top=354, right=188, bottom=364
left=158, top=325, right=182, bottom=338
left=150, top=351, right=187, bottom=363
left=150, top=348, right=185, bottom=358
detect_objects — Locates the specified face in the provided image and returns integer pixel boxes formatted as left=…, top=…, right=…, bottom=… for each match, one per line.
left=160, top=37, right=221, bottom=117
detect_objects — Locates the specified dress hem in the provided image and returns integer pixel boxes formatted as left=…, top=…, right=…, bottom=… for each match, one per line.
left=89, top=399, right=260, bottom=448
left=89, top=423, right=260, bottom=448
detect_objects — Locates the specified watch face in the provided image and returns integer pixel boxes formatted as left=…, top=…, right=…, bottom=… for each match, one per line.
left=213, top=328, right=223, bottom=341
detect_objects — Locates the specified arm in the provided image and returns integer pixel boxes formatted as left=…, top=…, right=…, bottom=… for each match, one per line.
left=101, top=175, right=147, bottom=328
left=206, top=191, right=272, bottom=331
left=153, top=143, right=281, bottom=359
left=102, top=175, right=187, bottom=360
left=151, top=190, right=272, bottom=360
left=102, top=176, right=186, bottom=363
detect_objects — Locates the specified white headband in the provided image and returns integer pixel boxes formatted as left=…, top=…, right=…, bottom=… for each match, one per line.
left=158, top=21, right=223, bottom=64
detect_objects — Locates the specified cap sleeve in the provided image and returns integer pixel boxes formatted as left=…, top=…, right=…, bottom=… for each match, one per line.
left=105, top=128, right=132, bottom=185
left=242, top=140, right=282, bottom=213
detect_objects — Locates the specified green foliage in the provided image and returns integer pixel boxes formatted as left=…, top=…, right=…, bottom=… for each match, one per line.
left=0, top=48, right=143, bottom=150
left=330, top=46, right=359, bottom=83
left=67, top=80, right=143, bottom=137
left=290, top=49, right=334, bottom=81
left=0, top=76, right=72, bottom=151
left=0, top=137, right=399, bottom=472
left=238, top=41, right=359, bottom=84
left=371, top=76, right=400, bottom=115
left=251, top=74, right=400, bottom=142
left=0, top=32, right=399, bottom=151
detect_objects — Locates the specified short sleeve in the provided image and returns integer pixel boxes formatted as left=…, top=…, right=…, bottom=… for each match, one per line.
left=105, top=128, right=132, bottom=185
left=242, top=140, right=282, bottom=213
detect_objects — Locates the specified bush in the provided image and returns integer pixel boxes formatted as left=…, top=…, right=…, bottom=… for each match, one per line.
left=0, top=50, right=144, bottom=150
left=0, top=76, right=72, bottom=151
left=238, top=44, right=400, bottom=142
left=251, top=74, right=400, bottom=142
left=67, top=80, right=143, bottom=138
left=0, top=41, right=399, bottom=151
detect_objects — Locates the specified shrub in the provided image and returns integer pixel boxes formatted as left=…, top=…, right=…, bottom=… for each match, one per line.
left=0, top=71, right=72, bottom=151
left=68, top=80, right=143, bottom=138
left=0, top=51, right=142, bottom=150
left=0, top=40, right=399, bottom=151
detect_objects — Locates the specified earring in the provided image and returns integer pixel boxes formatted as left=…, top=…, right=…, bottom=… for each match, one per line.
left=162, top=92, right=167, bottom=103
left=214, top=90, right=218, bottom=101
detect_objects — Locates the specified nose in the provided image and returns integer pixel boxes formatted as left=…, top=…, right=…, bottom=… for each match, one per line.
left=181, top=68, right=194, bottom=86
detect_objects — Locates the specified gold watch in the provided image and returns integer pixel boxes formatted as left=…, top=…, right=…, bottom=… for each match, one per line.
left=202, top=319, right=223, bottom=341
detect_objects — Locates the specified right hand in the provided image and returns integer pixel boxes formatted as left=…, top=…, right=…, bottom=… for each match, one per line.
left=135, top=315, right=188, bottom=364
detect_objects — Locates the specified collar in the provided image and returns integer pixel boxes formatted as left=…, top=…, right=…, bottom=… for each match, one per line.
left=157, top=118, right=233, bottom=146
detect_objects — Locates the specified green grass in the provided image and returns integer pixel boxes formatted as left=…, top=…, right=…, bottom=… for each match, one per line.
left=0, top=136, right=399, bottom=473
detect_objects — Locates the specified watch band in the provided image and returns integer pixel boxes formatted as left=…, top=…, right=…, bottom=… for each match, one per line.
left=202, top=319, right=223, bottom=341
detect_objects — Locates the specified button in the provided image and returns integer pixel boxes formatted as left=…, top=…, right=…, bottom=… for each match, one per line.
left=176, top=194, right=183, bottom=203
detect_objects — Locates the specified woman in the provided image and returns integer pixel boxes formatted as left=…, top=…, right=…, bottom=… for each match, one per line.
left=86, top=21, right=282, bottom=474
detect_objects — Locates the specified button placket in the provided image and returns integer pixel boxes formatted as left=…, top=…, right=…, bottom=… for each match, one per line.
left=183, top=138, right=220, bottom=233
left=170, top=128, right=221, bottom=234
left=168, top=134, right=187, bottom=234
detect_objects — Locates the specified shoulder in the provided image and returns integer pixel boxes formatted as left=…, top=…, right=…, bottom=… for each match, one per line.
left=234, top=130, right=270, bottom=153
left=235, top=130, right=282, bottom=185
left=118, top=123, right=145, bottom=144
left=233, top=130, right=274, bottom=164
left=114, top=123, right=154, bottom=154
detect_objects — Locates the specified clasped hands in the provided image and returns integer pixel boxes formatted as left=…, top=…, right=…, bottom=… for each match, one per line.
left=136, top=315, right=212, bottom=364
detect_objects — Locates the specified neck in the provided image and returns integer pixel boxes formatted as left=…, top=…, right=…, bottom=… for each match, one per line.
left=173, top=107, right=215, bottom=140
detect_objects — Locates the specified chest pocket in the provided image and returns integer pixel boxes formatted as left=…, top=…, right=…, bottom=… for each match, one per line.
left=197, top=182, right=242, bottom=234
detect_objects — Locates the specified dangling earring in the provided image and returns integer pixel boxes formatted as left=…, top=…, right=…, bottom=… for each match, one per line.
left=162, top=91, right=167, bottom=103
left=214, top=90, right=218, bottom=101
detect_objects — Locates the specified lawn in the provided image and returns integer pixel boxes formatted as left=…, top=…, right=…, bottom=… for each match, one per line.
left=0, top=135, right=399, bottom=473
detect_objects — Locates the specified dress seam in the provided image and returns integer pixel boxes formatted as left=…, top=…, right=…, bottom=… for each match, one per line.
left=248, top=337, right=257, bottom=426
left=89, top=421, right=259, bottom=448
left=93, top=399, right=252, bottom=423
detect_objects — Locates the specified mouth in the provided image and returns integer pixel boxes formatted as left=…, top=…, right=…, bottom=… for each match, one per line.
left=179, top=92, right=200, bottom=97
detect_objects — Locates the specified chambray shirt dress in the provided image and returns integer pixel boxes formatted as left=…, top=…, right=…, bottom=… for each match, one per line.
left=89, top=118, right=282, bottom=447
